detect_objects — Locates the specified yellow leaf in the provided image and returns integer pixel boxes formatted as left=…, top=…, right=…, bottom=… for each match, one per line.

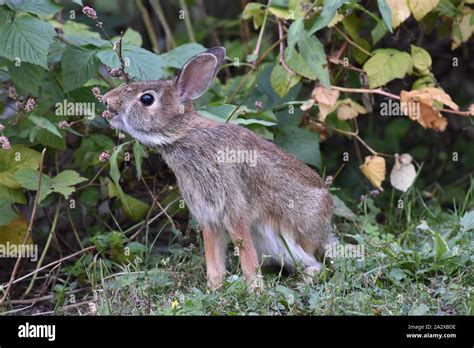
left=452, top=8, right=474, bottom=49
left=0, top=217, right=33, bottom=245
left=422, top=87, right=458, bottom=110
left=390, top=153, right=417, bottom=192
left=386, top=0, right=411, bottom=29
left=328, top=12, right=345, bottom=28
left=408, top=0, right=439, bottom=20
left=360, top=155, right=386, bottom=190
left=311, top=86, right=340, bottom=122
left=336, top=99, right=368, bottom=120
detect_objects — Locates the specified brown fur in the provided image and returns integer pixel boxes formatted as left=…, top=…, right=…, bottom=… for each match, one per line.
left=102, top=47, right=333, bottom=291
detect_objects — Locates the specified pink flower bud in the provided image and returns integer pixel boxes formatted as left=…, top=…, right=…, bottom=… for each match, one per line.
left=99, top=151, right=110, bottom=162
left=8, top=87, right=18, bottom=99
left=58, top=121, right=70, bottom=129
left=82, top=6, right=97, bottom=20
left=24, top=98, right=36, bottom=112
left=101, top=110, right=112, bottom=120
left=92, top=87, right=103, bottom=102
left=0, top=136, right=11, bottom=151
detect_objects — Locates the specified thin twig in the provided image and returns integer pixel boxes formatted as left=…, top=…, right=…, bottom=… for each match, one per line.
left=23, top=198, right=62, bottom=297
left=251, top=0, right=272, bottom=69
left=277, top=20, right=294, bottom=75
left=135, top=0, right=160, bottom=53
left=0, top=148, right=47, bottom=305
left=331, top=86, right=471, bottom=116
left=0, top=246, right=96, bottom=292
left=334, top=26, right=374, bottom=57
left=149, top=0, right=176, bottom=50
left=179, top=0, right=196, bottom=43
left=141, top=178, right=176, bottom=229
left=114, top=31, right=132, bottom=83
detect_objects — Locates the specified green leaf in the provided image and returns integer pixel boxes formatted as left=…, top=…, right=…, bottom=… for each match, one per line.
left=332, top=194, right=356, bottom=221
left=287, top=18, right=304, bottom=50
left=113, top=28, right=143, bottom=47
left=434, top=233, right=449, bottom=260
left=35, top=130, right=67, bottom=150
left=0, top=6, right=14, bottom=23
left=285, top=46, right=316, bottom=80
left=159, top=43, right=206, bottom=69
left=363, top=49, right=413, bottom=88
left=7, top=61, right=45, bottom=96
left=342, top=14, right=372, bottom=64
left=0, top=145, right=41, bottom=189
left=14, top=168, right=87, bottom=201
left=297, top=34, right=330, bottom=87
left=242, top=2, right=265, bottom=29
left=14, top=168, right=53, bottom=202
left=460, top=211, right=474, bottom=233
left=268, top=6, right=291, bottom=19
left=0, top=15, right=56, bottom=68
left=120, top=193, right=149, bottom=221
left=0, top=185, right=27, bottom=204
left=61, top=21, right=109, bottom=47
left=51, top=170, right=87, bottom=199
left=5, top=0, right=62, bottom=16
left=109, top=143, right=150, bottom=221
left=28, top=115, right=63, bottom=138
left=371, top=20, right=388, bottom=45
left=411, top=45, right=432, bottom=75
left=133, top=141, right=146, bottom=180
left=309, top=0, right=350, bottom=34
left=97, top=45, right=165, bottom=81
left=0, top=199, right=17, bottom=226
left=62, top=46, right=100, bottom=92
left=435, top=0, right=459, bottom=18
left=270, top=64, right=301, bottom=97
left=377, top=0, right=393, bottom=32
left=275, top=126, right=321, bottom=168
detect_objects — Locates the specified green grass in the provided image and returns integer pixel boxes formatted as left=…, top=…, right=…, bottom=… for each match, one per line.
left=45, top=183, right=473, bottom=316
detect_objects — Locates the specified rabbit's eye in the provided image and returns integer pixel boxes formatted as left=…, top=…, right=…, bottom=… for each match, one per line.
left=140, top=93, right=154, bottom=106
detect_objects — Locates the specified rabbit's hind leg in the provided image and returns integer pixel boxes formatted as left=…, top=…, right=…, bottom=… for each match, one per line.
left=229, top=221, right=263, bottom=292
left=202, top=225, right=227, bottom=290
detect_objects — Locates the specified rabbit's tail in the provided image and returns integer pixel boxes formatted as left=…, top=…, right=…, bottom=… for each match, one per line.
left=253, top=223, right=323, bottom=272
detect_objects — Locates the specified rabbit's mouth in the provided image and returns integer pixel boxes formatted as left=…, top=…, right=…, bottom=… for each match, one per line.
left=109, top=112, right=126, bottom=131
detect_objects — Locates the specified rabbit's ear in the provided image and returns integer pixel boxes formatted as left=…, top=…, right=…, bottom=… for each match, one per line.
left=176, top=47, right=226, bottom=101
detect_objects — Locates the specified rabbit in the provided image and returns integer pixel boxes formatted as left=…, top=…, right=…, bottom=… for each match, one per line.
left=102, top=47, right=334, bottom=291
